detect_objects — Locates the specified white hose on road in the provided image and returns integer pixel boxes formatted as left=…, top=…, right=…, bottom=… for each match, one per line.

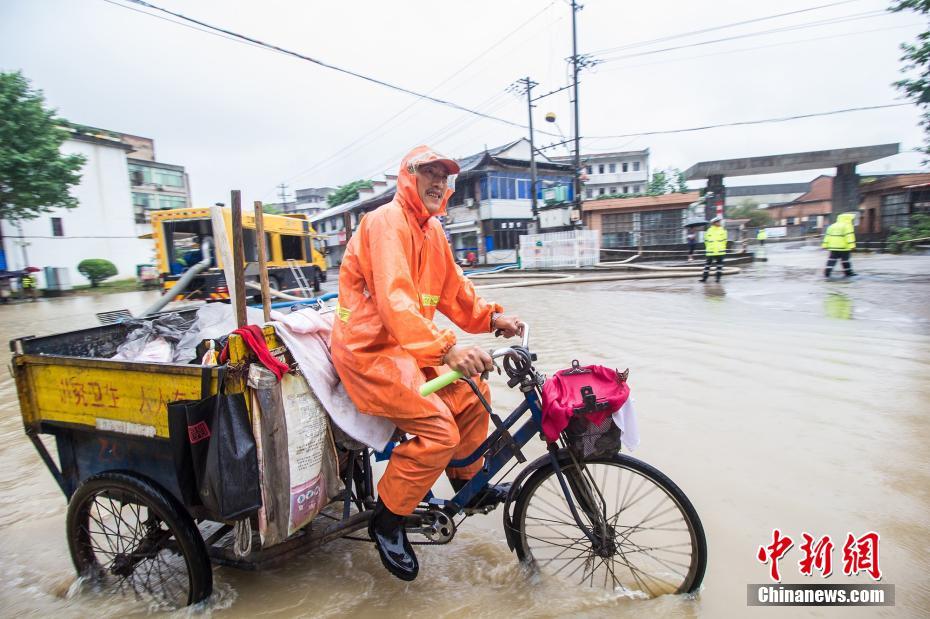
left=473, top=266, right=741, bottom=290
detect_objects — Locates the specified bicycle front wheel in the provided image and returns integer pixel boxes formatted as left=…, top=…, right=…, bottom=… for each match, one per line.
left=511, top=453, right=706, bottom=598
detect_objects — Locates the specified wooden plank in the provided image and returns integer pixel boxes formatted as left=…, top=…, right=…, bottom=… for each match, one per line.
left=230, top=190, right=248, bottom=328
left=250, top=367, right=291, bottom=547
left=254, top=201, right=272, bottom=323
left=211, top=204, right=237, bottom=299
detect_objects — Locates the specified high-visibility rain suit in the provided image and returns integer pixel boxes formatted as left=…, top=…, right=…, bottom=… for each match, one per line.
left=822, top=212, right=857, bottom=277
left=331, top=146, right=503, bottom=516
left=822, top=213, right=856, bottom=251
left=756, top=229, right=767, bottom=242
left=703, top=225, right=728, bottom=256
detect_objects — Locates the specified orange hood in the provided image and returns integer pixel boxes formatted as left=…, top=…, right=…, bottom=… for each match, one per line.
left=395, top=145, right=455, bottom=224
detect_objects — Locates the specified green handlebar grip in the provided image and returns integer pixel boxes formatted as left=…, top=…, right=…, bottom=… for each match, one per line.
left=419, top=370, right=463, bottom=397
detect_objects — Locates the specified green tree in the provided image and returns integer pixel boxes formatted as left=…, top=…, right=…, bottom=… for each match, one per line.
left=674, top=169, right=689, bottom=193
left=327, top=179, right=373, bottom=207
left=646, top=170, right=671, bottom=196
left=726, top=201, right=774, bottom=228
left=891, top=0, right=930, bottom=158
left=0, top=71, right=85, bottom=222
left=77, top=258, right=118, bottom=287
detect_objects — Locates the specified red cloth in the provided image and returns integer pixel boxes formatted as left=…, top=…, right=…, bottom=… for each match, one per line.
left=541, top=364, right=630, bottom=442
left=219, top=325, right=290, bottom=380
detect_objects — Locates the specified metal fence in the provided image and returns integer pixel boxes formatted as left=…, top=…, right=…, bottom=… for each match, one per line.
left=518, top=230, right=600, bottom=269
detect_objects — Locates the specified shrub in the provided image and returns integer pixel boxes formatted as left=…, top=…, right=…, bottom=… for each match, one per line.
left=77, top=258, right=118, bottom=287
left=886, top=214, right=930, bottom=253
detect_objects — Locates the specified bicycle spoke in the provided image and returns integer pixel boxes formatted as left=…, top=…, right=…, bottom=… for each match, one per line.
left=519, top=459, right=703, bottom=598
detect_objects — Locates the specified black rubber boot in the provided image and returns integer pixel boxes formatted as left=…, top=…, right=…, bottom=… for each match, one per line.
left=450, top=478, right=512, bottom=510
left=368, top=498, right=418, bottom=581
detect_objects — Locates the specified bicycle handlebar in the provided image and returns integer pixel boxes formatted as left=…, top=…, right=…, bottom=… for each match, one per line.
left=418, top=322, right=529, bottom=397
left=419, top=369, right=464, bottom=397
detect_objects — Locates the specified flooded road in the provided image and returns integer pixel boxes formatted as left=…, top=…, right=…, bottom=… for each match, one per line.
left=1, top=243, right=928, bottom=617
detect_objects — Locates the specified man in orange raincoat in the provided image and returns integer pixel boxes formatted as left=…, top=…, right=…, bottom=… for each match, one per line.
left=331, top=145, right=522, bottom=581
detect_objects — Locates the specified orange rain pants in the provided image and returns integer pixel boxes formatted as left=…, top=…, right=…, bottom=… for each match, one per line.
left=380, top=373, right=490, bottom=515
left=331, top=145, right=503, bottom=515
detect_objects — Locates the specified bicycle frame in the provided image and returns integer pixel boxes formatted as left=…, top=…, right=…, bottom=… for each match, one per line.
left=342, top=326, right=606, bottom=549
left=438, top=390, right=543, bottom=511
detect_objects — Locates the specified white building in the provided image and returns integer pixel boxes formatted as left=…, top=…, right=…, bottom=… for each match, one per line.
left=555, top=149, right=650, bottom=199
left=2, top=127, right=153, bottom=289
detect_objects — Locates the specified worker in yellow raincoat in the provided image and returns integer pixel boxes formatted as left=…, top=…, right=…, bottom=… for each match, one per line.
left=822, top=212, right=857, bottom=278
left=331, top=145, right=522, bottom=581
left=700, top=216, right=728, bottom=283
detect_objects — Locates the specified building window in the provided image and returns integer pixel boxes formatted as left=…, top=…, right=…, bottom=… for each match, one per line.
left=585, top=166, right=592, bottom=175
left=128, top=163, right=152, bottom=185
left=51, top=217, right=64, bottom=237
left=622, top=163, right=628, bottom=173
left=598, top=188, right=606, bottom=196
left=485, top=172, right=572, bottom=202
left=608, top=163, right=616, bottom=173
left=158, top=195, right=187, bottom=210
left=586, top=189, right=593, bottom=199
left=634, top=184, right=642, bottom=193
left=132, top=192, right=152, bottom=223
left=609, top=187, right=617, bottom=194
left=601, top=212, right=634, bottom=248
left=786, top=216, right=796, bottom=225
left=641, top=209, right=685, bottom=245
left=155, top=169, right=184, bottom=188
left=623, top=186, right=629, bottom=194
left=633, top=161, right=641, bottom=172
left=881, top=193, right=910, bottom=230
left=490, top=219, right=524, bottom=250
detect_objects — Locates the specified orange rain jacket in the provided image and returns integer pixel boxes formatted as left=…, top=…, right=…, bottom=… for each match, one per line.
left=331, top=146, right=503, bottom=419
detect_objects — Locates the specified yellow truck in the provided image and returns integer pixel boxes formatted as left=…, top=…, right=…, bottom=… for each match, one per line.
left=150, top=207, right=328, bottom=301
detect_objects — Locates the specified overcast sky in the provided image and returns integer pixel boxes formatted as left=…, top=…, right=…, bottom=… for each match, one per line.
left=1, top=0, right=925, bottom=205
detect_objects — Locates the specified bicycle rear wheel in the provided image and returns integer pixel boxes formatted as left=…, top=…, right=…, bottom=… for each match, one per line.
left=511, top=453, right=706, bottom=598
left=67, top=471, right=212, bottom=609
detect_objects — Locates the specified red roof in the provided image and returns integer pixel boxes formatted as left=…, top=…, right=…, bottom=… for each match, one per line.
left=792, top=175, right=833, bottom=203
left=582, top=191, right=701, bottom=212
left=860, top=172, right=930, bottom=194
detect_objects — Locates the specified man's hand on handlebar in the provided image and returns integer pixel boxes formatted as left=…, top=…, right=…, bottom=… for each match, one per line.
left=492, top=314, right=523, bottom=339
left=443, top=345, right=494, bottom=377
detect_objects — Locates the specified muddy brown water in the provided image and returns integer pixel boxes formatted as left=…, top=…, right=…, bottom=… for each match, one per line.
left=0, top=244, right=928, bottom=617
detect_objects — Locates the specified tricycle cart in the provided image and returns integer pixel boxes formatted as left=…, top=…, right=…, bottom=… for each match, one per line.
left=11, top=312, right=377, bottom=608
left=13, top=315, right=707, bottom=609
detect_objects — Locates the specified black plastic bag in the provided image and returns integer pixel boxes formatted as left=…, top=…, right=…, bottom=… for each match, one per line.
left=168, top=368, right=213, bottom=507
left=168, top=366, right=261, bottom=520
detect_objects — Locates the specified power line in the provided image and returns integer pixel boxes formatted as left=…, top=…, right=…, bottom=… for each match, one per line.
left=596, top=9, right=888, bottom=63
left=100, top=0, right=270, bottom=53
left=111, top=0, right=533, bottom=132
left=270, top=1, right=560, bottom=193
left=584, top=103, right=912, bottom=140
left=589, top=0, right=865, bottom=55
left=593, top=21, right=923, bottom=75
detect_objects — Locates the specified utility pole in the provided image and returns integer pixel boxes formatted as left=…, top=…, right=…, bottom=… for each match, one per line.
left=521, top=77, right=539, bottom=223
left=16, top=222, right=29, bottom=268
left=277, top=182, right=289, bottom=211
left=571, top=0, right=582, bottom=213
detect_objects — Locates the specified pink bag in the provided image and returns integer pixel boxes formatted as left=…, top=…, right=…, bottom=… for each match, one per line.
left=541, top=361, right=630, bottom=443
